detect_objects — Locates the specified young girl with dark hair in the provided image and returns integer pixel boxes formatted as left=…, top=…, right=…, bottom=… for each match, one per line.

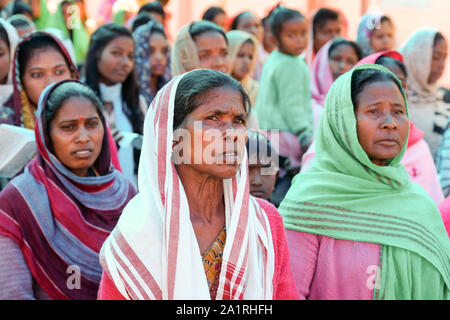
left=171, top=20, right=230, bottom=76
left=84, top=23, right=145, bottom=185
left=0, top=31, right=78, bottom=129
left=356, top=13, right=395, bottom=57
left=202, top=6, right=226, bottom=29
left=309, top=38, right=362, bottom=132
left=254, top=7, right=313, bottom=179
left=133, top=20, right=170, bottom=108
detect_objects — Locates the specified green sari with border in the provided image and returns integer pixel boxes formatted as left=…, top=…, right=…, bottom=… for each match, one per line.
left=280, top=64, right=450, bottom=299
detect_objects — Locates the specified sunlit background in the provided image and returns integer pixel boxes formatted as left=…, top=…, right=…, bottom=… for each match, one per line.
left=82, top=0, right=450, bottom=86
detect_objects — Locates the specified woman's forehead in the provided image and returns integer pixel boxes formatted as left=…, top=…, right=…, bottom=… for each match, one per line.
left=186, top=88, right=245, bottom=115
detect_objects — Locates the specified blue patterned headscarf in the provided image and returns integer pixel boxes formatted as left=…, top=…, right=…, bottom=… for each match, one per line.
left=133, top=20, right=171, bottom=107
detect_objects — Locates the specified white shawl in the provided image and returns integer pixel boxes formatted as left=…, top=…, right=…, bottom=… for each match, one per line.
left=100, top=71, right=275, bottom=300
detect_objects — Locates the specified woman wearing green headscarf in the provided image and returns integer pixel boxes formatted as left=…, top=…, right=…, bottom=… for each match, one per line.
left=280, top=64, right=450, bottom=300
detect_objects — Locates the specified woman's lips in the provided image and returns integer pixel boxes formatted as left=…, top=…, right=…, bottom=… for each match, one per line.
left=72, top=149, right=93, bottom=159
left=376, top=139, right=398, bottom=146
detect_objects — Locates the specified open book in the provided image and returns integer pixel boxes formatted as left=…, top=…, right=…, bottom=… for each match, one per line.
left=0, top=124, right=36, bottom=178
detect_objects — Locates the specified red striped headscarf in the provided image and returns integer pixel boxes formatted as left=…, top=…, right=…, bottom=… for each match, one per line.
left=100, top=70, right=275, bottom=300
left=0, top=80, right=136, bottom=299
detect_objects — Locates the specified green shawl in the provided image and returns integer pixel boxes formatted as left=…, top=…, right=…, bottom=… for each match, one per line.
left=34, top=0, right=89, bottom=64
left=280, top=64, right=450, bottom=299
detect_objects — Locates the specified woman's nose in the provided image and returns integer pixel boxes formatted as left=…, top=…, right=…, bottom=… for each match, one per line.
left=381, top=113, right=398, bottom=129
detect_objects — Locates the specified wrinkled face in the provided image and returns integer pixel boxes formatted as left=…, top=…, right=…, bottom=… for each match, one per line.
left=328, top=43, right=359, bottom=81
left=370, top=20, right=394, bottom=53
left=173, top=87, right=247, bottom=179
left=428, top=37, right=448, bottom=84
left=248, top=152, right=278, bottom=201
left=355, top=80, right=408, bottom=166
left=49, top=97, right=105, bottom=177
left=314, top=19, right=342, bottom=53
left=97, top=36, right=134, bottom=85
left=277, top=18, right=308, bottom=56
left=231, top=40, right=254, bottom=82
left=236, top=13, right=260, bottom=38
left=194, top=31, right=230, bottom=74
left=22, top=47, right=71, bottom=106
left=0, top=37, right=10, bottom=84
left=149, top=32, right=169, bottom=77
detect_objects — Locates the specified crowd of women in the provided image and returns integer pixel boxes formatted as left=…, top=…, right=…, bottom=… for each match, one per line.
left=0, top=0, right=449, bottom=300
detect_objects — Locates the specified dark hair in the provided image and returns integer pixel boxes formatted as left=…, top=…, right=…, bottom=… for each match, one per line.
left=7, top=14, right=35, bottom=29
left=269, top=7, right=304, bottom=41
left=0, top=24, right=9, bottom=49
left=17, top=32, right=71, bottom=80
left=138, top=1, right=165, bottom=19
left=85, top=23, right=143, bottom=134
left=230, top=11, right=255, bottom=30
left=329, top=38, right=363, bottom=61
left=149, top=20, right=166, bottom=38
left=434, top=31, right=445, bottom=46
left=313, top=8, right=340, bottom=35
left=202, top=6, right=225, bottom=22
left=245, top=131, right=277, bottom=159
left=351, top=68, right=403, bottom=109
left=380, top=15, right=393, bottom=26
left=189, top=20, right=227, bottom=44
left=11, top=0, right=33, bottom=18
left=44, top=81, right=105, bottom=149
left=375, top=56, right=407, bottom=78
left=131, top=12, right=153, bottom=32
left=173, top=69, right=250, bottom=130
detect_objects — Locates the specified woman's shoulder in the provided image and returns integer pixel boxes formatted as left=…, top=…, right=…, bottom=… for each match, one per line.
left=0, top=179, right=24, bottom=214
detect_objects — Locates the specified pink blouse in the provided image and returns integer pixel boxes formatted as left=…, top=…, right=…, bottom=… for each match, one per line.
left=98, top=198, right=299, bottom=300
left=286, top=229, right=381, bottom=300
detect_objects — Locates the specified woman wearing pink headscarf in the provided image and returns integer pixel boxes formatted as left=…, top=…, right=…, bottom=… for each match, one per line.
left=310, top=37, right=362, bottom=132
left=303, top=50, right=444, bottom=205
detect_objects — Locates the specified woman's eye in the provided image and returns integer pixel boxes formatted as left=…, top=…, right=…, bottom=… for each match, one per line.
left=61, top=124, right=74, bottom=130
left=87, top=120, right=99, bottom=128
left=55, top=69, right=67, bottom=76
left=31, top=72, right=42, bottom=78
left=235, top=118, right=246, bottom=124
left=206, top=115, right=218, bottom=121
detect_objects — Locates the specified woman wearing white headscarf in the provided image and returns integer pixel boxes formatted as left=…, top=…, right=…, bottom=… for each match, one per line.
left=97, top=69, right=299, bottom=300
left=399, top=28, right=449, bottom=156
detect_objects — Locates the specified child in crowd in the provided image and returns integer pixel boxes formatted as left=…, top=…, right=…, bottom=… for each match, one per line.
left=227, top=29, right=259, bottom=128
left=246, top=130, right=279, bottom=203
left=255, top=6, right=313, bottom=171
